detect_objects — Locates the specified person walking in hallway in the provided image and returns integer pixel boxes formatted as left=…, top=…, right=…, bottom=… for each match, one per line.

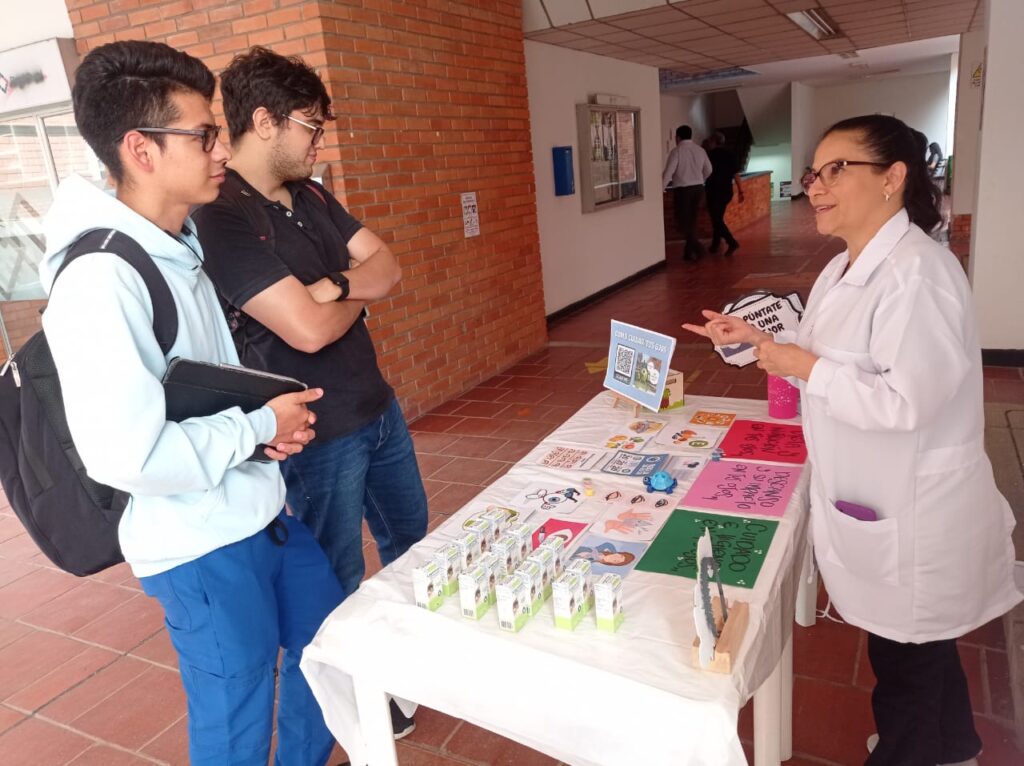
left=704, top=131, right=744, bottom=255
left=662, top=125, right=711, bottom=262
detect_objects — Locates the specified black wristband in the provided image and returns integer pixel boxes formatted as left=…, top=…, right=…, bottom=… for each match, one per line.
left=330, top=272, right=350, bottom=301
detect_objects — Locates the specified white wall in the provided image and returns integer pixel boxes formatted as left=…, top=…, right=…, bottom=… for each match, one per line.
left=526, top=41, right=665, bottom=315
left=746, top=143, right=791, bottom=198
left=952, top=31, right=986, bottom=215
left=970, top=0, right=1024, bottom=350
left=810, top=71, right=951, bottom=153
left=738, top=83, right=791, bottom=146
left=660, top=92, right=711, bottom=156
left=790, top=82, right=816, bottom=193
left=1, top=2, right=72, bottom=50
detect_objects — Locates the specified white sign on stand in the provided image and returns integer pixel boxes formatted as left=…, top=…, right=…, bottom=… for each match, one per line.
left=461, top=192, right=480, bottom=237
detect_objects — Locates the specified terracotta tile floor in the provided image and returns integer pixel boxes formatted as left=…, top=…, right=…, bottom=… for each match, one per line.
left=1, top=200, right=1022, bottom=764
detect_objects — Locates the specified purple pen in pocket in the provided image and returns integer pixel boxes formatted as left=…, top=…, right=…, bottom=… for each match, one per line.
left=835, top=500, right=878, bottom=522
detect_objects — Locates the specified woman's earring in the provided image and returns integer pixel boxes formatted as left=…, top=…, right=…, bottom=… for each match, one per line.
left=884, top=192, right=891, bottom=202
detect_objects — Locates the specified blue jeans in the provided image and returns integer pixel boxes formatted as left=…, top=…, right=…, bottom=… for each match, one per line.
left=140, top=513, right=343, bottom=766
left=281, top=398, right=428, bottom=598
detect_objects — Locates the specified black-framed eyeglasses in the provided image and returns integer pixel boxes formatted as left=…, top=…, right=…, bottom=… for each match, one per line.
left=130, top=125, right=222, bottom=153
left=801, top=159, right=889, bottom=193
left=283, top=114, right=325, bottom=146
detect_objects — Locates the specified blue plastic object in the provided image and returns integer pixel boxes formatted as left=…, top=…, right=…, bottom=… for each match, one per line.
left=643, top=471, right=678, bottom=494
left=552, top=146, right=575, bottom=196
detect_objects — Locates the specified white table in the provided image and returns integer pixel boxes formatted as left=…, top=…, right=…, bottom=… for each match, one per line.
left=302, top=394, right=815, bottom=766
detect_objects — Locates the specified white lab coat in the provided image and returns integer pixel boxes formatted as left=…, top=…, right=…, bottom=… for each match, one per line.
left=796, top=209, right=1021, bottom=643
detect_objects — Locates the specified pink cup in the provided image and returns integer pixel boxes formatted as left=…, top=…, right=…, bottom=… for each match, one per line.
left=767, top=374, right=799, bottom=419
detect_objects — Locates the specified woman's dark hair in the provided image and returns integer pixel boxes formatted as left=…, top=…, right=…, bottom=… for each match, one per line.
left=220, top=47, right=334, bottom=143
left=823, top=115, right=942, bottom=232
left=72, top=41, right=215, bottom=183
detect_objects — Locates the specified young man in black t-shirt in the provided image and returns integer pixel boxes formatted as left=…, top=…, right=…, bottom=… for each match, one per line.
left=704, top=131, right=745, bottom=255
left=193, top=48, right=427, bottom=736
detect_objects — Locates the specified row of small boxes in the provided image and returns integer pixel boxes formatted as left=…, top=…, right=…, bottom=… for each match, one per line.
left=412, top=508, right=624, bottom=634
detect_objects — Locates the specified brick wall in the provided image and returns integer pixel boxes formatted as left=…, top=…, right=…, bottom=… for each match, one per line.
left=61, top=0, right=547, bottom=419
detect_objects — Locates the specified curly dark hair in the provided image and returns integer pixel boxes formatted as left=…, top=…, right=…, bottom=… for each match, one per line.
left=71, top=40, right=215, bottom=184
left=823, top=114, right=943, bottom=233
left=219, top=46, right=334, bottom=143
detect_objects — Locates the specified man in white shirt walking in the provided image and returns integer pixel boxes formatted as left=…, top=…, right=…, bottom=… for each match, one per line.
left=662, top=125, right=712, bottom=261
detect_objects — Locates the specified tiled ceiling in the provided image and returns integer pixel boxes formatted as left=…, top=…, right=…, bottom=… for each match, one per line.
left=523, top=0, right=983, bottom=76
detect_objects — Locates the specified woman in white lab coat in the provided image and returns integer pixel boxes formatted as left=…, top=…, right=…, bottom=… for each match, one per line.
left=684, top=114, right=1020, bottom=766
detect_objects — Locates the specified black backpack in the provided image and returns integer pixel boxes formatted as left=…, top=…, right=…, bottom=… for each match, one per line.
left=0, top=229, right=177, bottom=576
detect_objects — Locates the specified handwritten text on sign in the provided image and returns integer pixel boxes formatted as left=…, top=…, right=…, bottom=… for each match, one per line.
left=682, top=459, right=802, bottom=517
left=718, top=419, right=807, bottom=464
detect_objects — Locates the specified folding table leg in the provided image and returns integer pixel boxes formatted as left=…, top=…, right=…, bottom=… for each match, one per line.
left=781, top=631, right=793, bottom=760
left=353, top=678, right=399, bottom=766
left=754, top=653, right=782, bottom=766
left=795, top=549, right=817, bottom=628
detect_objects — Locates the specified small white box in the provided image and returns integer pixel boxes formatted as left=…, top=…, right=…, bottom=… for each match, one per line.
left=594, top=573, right=624, bottom=632
left=527, top=546, right=556, bottom=601
left=463, top=517, right=494, bottom=554
left=412, top=560, right=445, bottom=611
left=506, top=521, right=534, bottom=562
left=566, top=558, right=593, bottom=613
left=496, top=573, right=530, bottom=632
left=553, top=571, right=586, bottom=630
left=459, top=564, right=492, bottom=620
left=477, top=551, right=501, bottom=601
left=483, top=506, right=514, bottom=539
left=515, top=559, right=545, bottom=616
left=432, top=543, right=461, bottom=597
left=539, top=536, right=566, bottom=575
left=490, top=536, right=521, bottom=576
left=453, top=531, right=481, bottom=570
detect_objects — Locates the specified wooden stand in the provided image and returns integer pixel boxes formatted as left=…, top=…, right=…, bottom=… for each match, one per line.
left=691, top=598, right=750, bottom=673
left=610, top=392, right=642, bottom=417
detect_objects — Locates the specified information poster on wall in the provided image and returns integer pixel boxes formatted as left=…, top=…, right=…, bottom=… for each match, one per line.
left=461, top=192, right=480, bottom=238
left=603, top=320, right=677, bottom=411
left=718, top=420, right=807, bottom=464
left=682, top=460, right=802, bottom=518
left=636, top=509, right=778, bottom=589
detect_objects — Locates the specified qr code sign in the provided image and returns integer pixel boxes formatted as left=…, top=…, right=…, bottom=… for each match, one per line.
left=613, top=343, right=636, bottom=383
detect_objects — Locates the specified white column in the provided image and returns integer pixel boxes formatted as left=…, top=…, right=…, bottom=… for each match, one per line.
left=969, top=0, right=1024, bottom=350
left=951, top=31, right=986, bottom=217
left=946, top=53, right=958, bottom=155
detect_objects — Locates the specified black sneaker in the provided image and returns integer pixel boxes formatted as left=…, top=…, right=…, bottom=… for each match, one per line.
left=390, top=698, right=416, bottom=740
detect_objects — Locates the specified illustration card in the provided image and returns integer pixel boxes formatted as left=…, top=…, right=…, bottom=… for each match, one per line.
left=603, top=321, right=677, bottom=412
left=599, top=451, right=669, bottom=477
left=718, top=419, right=807, bottom=464
left=597, top=503, right=673, bottom=542
left=690, top=410, right=737, bottom=428
left=531, top=518, right=589, bottom=549
left=682, top=460, right=802, bottom=518
left=654, top=424, right=722, bottom=450
left=568, top=533, right=649, bottom=578
left=534, top=445, right=607, bottom=471
left=506, top=484, right=585, bottom=515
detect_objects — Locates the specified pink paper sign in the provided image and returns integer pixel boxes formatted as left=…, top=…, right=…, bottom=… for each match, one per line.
left=682, top=460, right=802, bottom=517
left=718, top=419, right=807, bottom=464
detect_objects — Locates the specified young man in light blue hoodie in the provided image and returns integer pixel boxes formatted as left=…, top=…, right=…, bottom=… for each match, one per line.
left=40, top=40, right=344, bottom=766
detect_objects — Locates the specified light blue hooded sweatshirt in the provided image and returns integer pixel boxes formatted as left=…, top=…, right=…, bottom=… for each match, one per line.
left=40, top=175, right=284, bottom=577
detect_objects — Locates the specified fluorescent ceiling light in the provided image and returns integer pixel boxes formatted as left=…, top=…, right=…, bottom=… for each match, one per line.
left=786, top=8, right=839, bottom=40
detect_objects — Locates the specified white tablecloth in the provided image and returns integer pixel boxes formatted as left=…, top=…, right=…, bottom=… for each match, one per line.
left=301, top=393, right=810, bottom=766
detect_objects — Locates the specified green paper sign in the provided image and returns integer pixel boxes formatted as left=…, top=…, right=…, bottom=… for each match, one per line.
left=635, top=509, right=778, bottom=589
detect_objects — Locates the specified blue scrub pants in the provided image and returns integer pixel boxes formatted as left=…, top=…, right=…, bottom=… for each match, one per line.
left=140, top=512, right=344, bottom=766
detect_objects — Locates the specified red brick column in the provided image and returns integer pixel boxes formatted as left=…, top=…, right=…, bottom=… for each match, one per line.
left=61, top=0, right=547, bottom=418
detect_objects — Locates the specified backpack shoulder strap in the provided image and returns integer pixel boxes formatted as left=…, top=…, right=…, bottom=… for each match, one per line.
left=304, top=181, right=328, bottom=207
left=57, top=229, right=178, bottom=356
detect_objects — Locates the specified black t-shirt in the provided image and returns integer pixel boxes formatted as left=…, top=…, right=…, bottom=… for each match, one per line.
left=193, top=169, right=393, bottom=441
left=706, top=147, right=739, bottom=193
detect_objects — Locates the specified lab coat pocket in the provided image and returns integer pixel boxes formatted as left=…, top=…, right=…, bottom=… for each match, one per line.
left=823, top=500, right=900, bottom=586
